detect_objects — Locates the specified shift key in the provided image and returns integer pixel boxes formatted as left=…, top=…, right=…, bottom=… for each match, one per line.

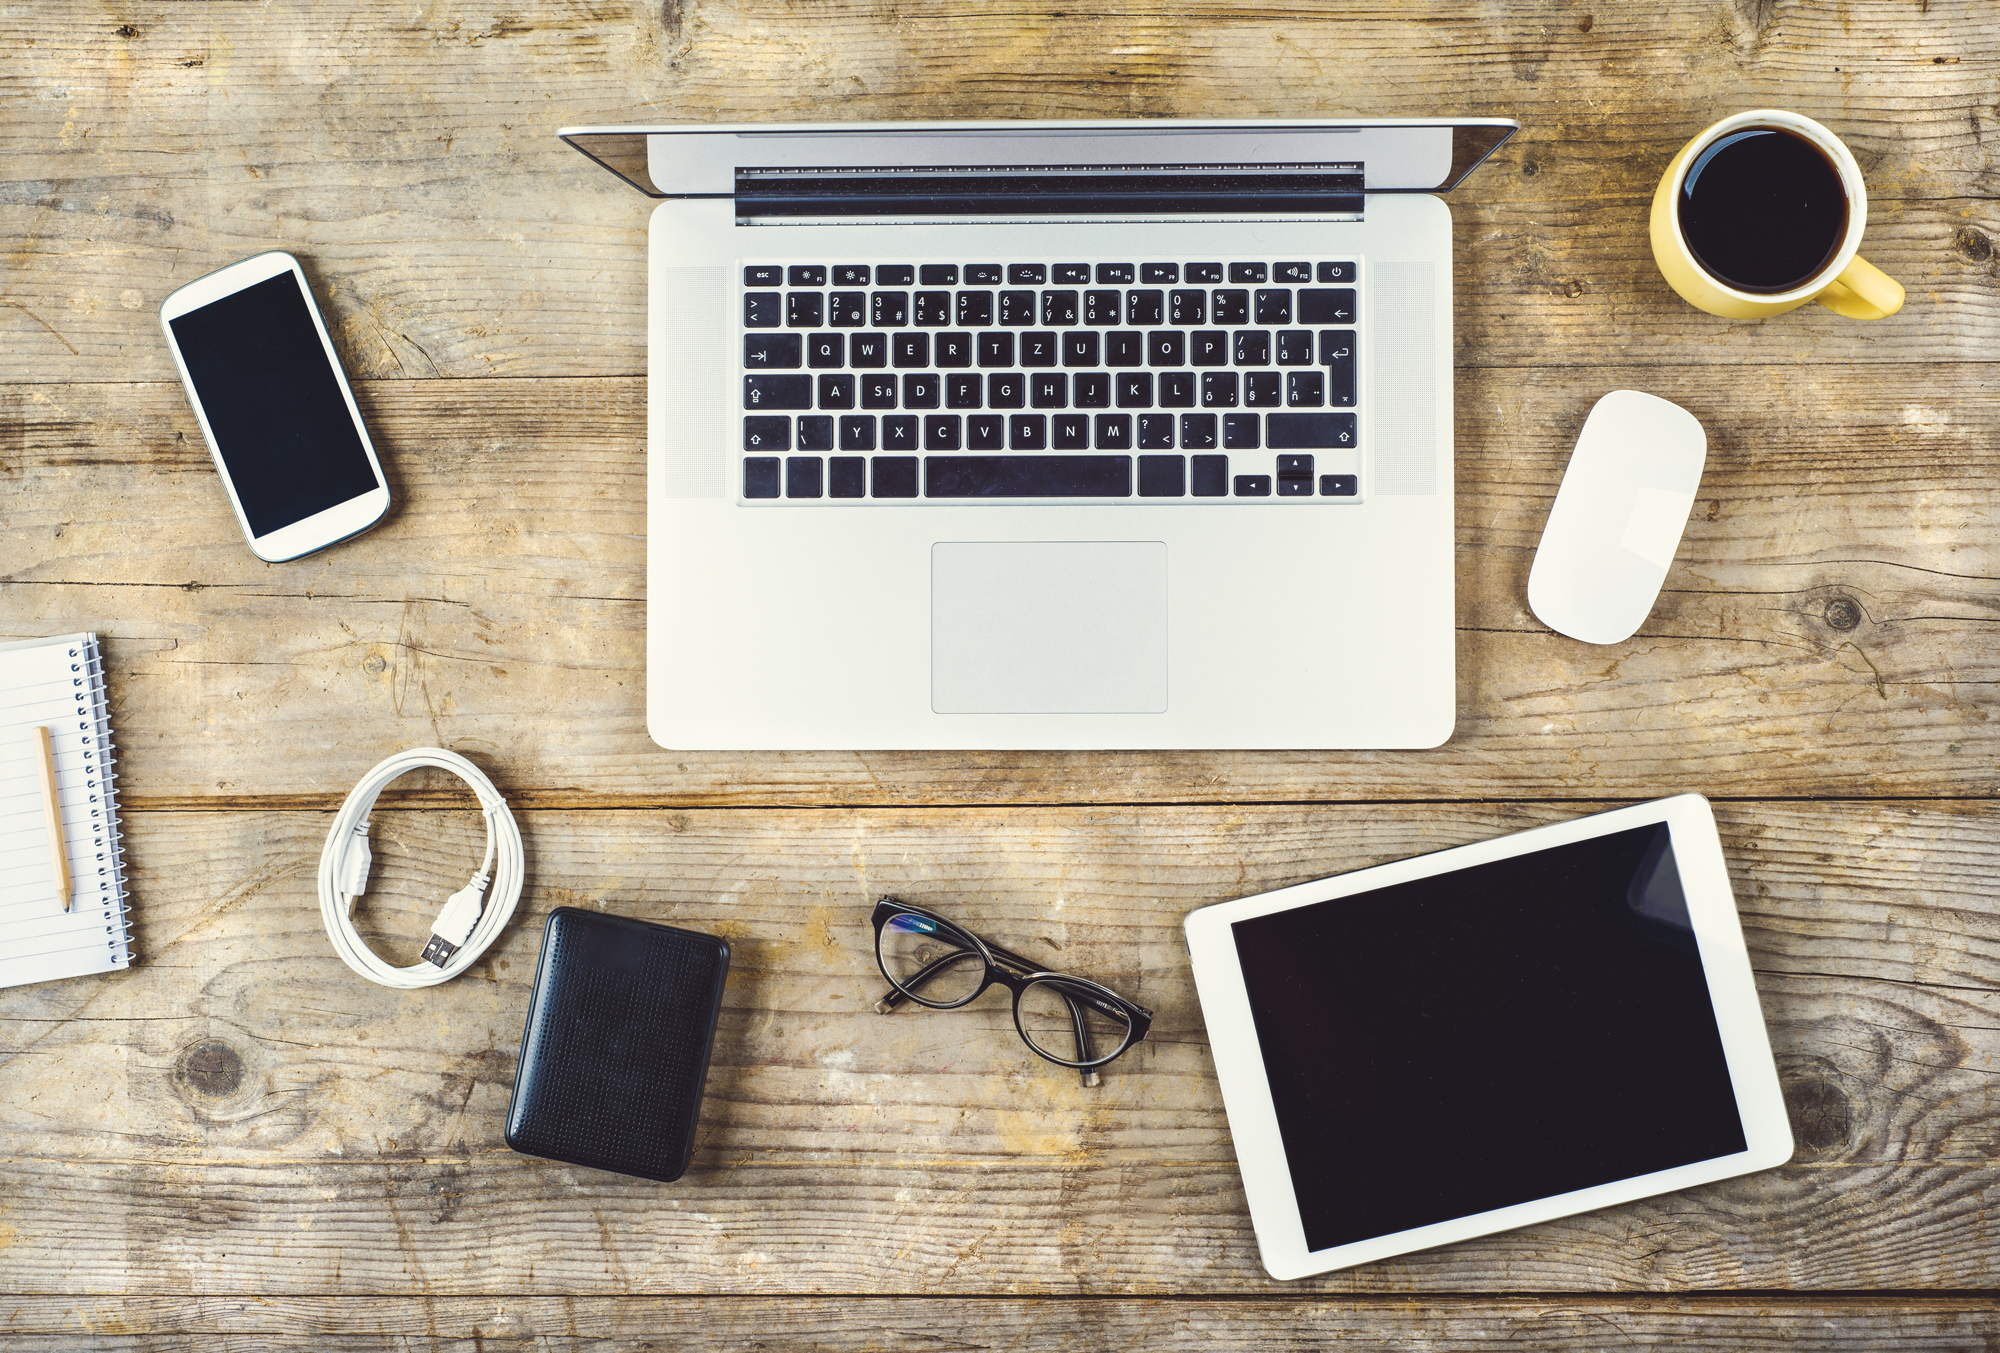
left=1266, top=412, right=1357, bottom=449
left=744, top=374, right=813, bottom=409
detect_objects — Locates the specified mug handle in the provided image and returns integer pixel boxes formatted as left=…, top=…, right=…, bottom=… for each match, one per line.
left=1816, top=255, right=1905, bottom=320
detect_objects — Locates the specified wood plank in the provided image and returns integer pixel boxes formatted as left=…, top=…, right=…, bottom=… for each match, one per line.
left=2, top=1295, right=1998, bottom=1350
left=3, top=1, right=1997, bottom=380
left=3, top=368, right=1992, bottom=805
left=1, top=800, right=1995, bottom=1293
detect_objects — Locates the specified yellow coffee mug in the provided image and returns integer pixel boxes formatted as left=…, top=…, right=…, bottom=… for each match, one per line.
left=1650, top=109, right=1904, bottom=320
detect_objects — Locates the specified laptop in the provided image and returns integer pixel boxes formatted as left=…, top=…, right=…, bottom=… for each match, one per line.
left=559, top=118, right=1517, bottom=750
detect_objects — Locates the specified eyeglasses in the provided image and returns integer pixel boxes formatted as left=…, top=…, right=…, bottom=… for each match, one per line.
left=870, top=896, right=1154, bottom=1087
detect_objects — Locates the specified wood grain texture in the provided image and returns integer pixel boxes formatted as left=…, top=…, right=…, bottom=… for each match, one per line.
left=4, top=368, right=1992, bottom=805
left=1, top=800, right=1995, bottom=1295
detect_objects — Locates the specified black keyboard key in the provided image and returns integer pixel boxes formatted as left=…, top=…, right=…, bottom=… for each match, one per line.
left=872, top=455, right=918, bottom=497
left=744, top=265, right=783, bottom=286
left=745, top=333, right=802, bottom=368
left=744, top=456, right=780, bottom=497
left=1186, top=262, right=1225, bottom=283
left=1094, top=414, right=1131, bottom=449
left=919, top=264, right=959, bottom=286
left=839, top=415, right=876, bottom=451
left=1235, top=474, right=1272, bottom=496
left=1232, top=331, right=1271, bottom=367
left=830, top=455, right=867, bottom=497
left=881, top=415, right=919, bottom=451
left=1141, top=263, right=1179, bottom=284
left=1159, top=372, right=1196, bottom=407
left=1223, top=412, right=1259, bottom=449
left=1254, top=288, right=1292, bottom=325
left=1275, top=261, right=1312, bottom=284
left=788, top=265, right=827, bottom=287
left=1267, top=412, right=1358, bottom=448
left=850, top=334, right=888, bottom=368
left=999, top=290, right=1036, bottom=326
left=1287, top=371, right=1325, bottom=407
left=926, top=455, right=1131, bottom=497
left=1010, top=414, right=1047, bottom=450
left=1277, top=475, right=1314, bottom=496
left=1298, top=288, right=1356, bottom=324
left=1020, top=332, right=1058, bottom=368
left=1190, top=330, right=1229, bottom=366
left=966, top=414, right=1005, bottom=450
left=786, top=456, right=823, bottom=498
left=875, top=265, right=916, bottom=286
left=957, top=291, right=994, bottom=326
left=786, top=292, right=823, bottom=328
left=1212, top=289, right=1249, bottom=324
left=1137, top=413, right=1174, bottom=449
left=860, top=375, right=897, bottom=409
left=1321, top=473, right=1358, bottom=496
left=946, top=373, right=982, bottom=408
left=1096, top=263, right=1135, bottom=284
left=913, top=290, right=952, bottom=326
left=924, top=414, right=961, bottom=450
left=798, top=415, right=835, bottom=451
left=1127, top=289, right=1166, bottom=325
left=1106, top=331, right=1144, bottom=367
left=1228, top=262, right=1268, bottom=283
left=1201, top=372, right=1239, bottom=407
left=1179, top=413, right=1218, bottom=449
left=828, top=291, right=867, bottom=326
left=832, top=265, right=871, bottom=286
left=1085, top=290, right=1121, bottom=325
left=744, top=291, right=782, bottom=327
left=1052, top=413, right=1090, bottom=448
left=1009, top=263, right=1046, bottom=285
left=1244, top=371, right=1282, bottom=406
left=1053, top=264, right=1092, bottom=283
left=1074, top=372, right=1112, bottom=408
left=1322, top=329, right=1357, bottom=407
left=871, top=292, right=908, bottom=327
left=1063, top=332, right=1100, bottom=367
left=1042, top=290, right=1080, bottom=326
left=988, top=372, right=1026, bottom=408
left=744, top=417, right=790, bottom=452
left=1030, top=373, right=1067, bottom=408
left=1138, top=453, right=1185, bottom=496
left=978, top=332, right=1014, bottom=367
left=965, top=264, right=1003, bottom=285
left=1169, top=289, right=1206, bottom=325
left=1191, top=453, right=1228, bottom=495
left=1117, top=373, right=1153, bottom=407
left=1276, top=453, right=1314, bottom=478
left=1274, top=329, right=1313, bottom=366
left=935, top=332, right=973, bottom=368
left=745, top=374, right=812, bottom=410
left=807, top=333, right=844, bottom=368
left=1318, top=261, right=1357, bottom=283
left=903, top=373, right=940, bottom=409
left=893, top=333, right=930, bottom=368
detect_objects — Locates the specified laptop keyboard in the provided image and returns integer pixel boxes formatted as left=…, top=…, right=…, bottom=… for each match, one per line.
left=737, top=260, right=1362, bottom=503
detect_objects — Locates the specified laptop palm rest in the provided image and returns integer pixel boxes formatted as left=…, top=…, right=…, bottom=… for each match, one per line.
left=931, top=542, right=1168, bottom=715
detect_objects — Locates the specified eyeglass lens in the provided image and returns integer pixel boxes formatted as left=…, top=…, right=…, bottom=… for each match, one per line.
left=879, top=911, right=985, bottom=1006
left=1017, top=978, right=1133, bottom=1066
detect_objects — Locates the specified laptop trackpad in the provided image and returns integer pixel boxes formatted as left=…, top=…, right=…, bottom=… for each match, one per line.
left=932, top=541, right=1168, bottom=714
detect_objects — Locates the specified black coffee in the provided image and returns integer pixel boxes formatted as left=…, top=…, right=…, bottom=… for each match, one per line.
left=1677, top=126, right=1848, bottom=293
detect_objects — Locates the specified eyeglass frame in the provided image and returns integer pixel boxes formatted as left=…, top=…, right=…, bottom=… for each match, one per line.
left=870, top=896, right=1154, bottom=1085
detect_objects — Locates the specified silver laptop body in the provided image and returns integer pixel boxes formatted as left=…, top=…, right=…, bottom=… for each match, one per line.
left=561, top=118, right=1517, bottom=750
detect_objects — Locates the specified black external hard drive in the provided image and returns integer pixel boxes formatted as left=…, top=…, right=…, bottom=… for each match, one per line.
left=505, top=907, right=729, bottom=1183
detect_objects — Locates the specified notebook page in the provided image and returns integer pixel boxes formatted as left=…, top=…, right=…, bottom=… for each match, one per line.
left=0, top=634, right=132, bottom=989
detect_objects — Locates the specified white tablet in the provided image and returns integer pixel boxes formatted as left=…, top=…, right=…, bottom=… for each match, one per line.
left=1184, top=794, right=1793, bottom=1279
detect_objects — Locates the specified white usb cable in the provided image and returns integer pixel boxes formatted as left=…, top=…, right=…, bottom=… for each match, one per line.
left=317, top=746, right=525, bottom=989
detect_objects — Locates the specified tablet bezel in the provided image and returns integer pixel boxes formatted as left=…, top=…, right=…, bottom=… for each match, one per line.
left=1183, top=793, right=1793, bottom=1280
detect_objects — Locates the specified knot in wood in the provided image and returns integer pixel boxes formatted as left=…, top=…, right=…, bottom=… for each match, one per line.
left=115, top=23, right=139, bottom=38
left=363, top=654, right=388, bottom=674
left=1823, top=597, right=1862, bottom=631
left=1782, top=1070, right=1853, bottom=1153
left=177, top=1040, right=243, bottom=1098
left=1953, top=227, right=1993, bottom=263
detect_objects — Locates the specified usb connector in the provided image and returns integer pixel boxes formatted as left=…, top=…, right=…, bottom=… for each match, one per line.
left=422, top=874, right=490, bottom=969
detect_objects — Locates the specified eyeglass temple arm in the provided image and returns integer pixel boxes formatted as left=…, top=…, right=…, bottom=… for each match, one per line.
left=873, top=949, right=974, bottom=1015
left=1066, top=993, right=1102, bottom=1088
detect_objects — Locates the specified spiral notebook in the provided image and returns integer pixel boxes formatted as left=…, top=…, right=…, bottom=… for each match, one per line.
left=0, top=633, right=133, bottom=989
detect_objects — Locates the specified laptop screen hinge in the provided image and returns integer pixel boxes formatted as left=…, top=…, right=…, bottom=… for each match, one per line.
left=733, top=163, right=1365, bottom=221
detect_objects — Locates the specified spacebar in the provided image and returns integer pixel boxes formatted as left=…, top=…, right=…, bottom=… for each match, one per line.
left=925, top=456, right=1132, bottom=497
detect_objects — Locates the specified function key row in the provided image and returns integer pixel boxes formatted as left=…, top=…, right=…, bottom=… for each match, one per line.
left=744, top=453, right=1358, bottom=500
left=745, top=288, right=1356, bottom=330
left=745, top=261, right=1357, bottom=288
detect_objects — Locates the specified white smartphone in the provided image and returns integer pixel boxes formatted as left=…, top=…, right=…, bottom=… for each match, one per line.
left=159, top=251, right=392, bottom=562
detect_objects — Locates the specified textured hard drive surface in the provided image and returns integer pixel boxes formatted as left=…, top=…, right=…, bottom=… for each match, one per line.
left=505, top=907, right=729, bottom=1183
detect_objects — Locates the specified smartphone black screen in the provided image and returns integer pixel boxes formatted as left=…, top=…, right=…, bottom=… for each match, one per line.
left=170, top=272, right=380, bottom=538
left=1231, top=823, right=1747, bottom=1254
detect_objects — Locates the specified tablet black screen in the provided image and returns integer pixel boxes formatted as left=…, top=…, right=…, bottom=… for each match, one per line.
left=1231, top=822, right=1747, bottom=1254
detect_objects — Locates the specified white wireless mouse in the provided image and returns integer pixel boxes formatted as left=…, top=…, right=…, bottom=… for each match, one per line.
left=1527, top=390, right=1707, bottom=645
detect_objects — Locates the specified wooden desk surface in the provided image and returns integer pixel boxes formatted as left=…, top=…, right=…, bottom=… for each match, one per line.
left=4, top=1, right=1996, bottom=1346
